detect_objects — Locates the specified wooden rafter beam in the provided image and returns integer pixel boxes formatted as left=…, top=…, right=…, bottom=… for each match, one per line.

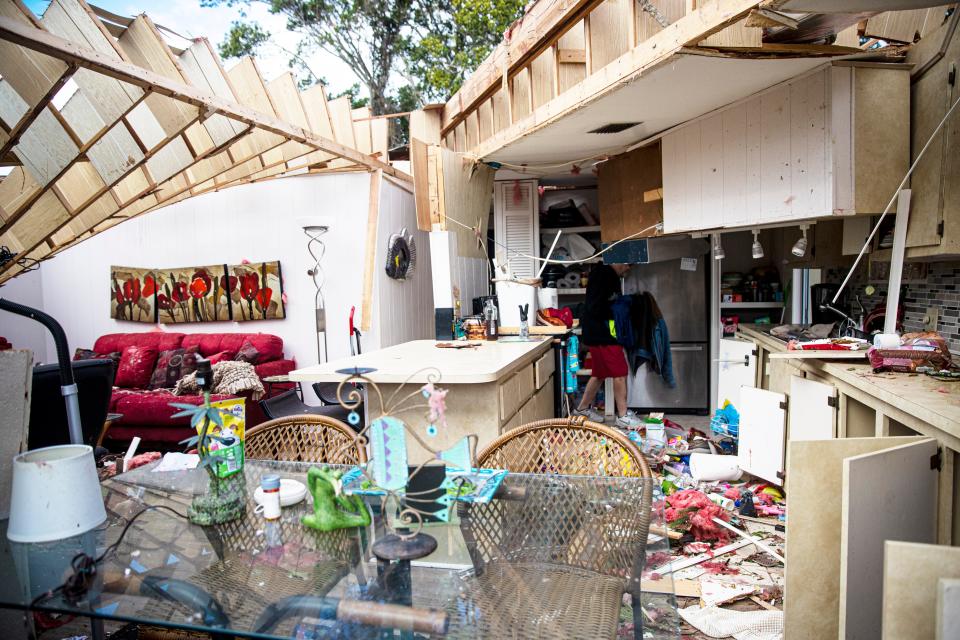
left=0, top=16, right=410, bottom=183
left=467, top=0, right=763, bottom=161
left=441, top=0, right=608, bottom=134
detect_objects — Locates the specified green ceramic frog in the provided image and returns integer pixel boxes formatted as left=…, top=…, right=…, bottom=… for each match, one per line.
left=301, top=466, right=371, bottom=532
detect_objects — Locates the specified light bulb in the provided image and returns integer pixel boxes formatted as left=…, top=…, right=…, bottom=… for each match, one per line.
left=792, top=227, right=808, bottom=257
left=751, top=231, right=764, bottom=259
left=714, top=238, right=725, bottom=260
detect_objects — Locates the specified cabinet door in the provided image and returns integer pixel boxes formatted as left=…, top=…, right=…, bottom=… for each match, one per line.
left=738, top=386, right=786, bottom=485
left=717, top=338, right=757, bottom=410
left=789, top=375, right=837, bottom=441
left=840, top=438, right=939, bottom=640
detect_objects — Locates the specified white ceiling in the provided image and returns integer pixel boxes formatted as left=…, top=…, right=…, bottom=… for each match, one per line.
left=485, top=54, right=830, bottom=165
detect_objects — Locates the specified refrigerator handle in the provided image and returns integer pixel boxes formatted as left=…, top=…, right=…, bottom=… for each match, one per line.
left=670, top=344, right=704, bottom=352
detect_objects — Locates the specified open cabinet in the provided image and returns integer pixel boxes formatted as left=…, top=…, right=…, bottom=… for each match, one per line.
left=784, top=436, right=940, bottom=639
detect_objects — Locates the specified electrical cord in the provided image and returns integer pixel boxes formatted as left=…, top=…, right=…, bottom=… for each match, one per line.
left=29, top=504, right=189, bottom=609
left=444, top=214, right=663, bottom=269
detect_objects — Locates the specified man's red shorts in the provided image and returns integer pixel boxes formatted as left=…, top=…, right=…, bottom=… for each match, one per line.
left=587, top=345, right=628, bottom=378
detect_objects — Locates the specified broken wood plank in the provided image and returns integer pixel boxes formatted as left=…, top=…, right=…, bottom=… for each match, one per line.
left=360, top=169, right=382, bottom=332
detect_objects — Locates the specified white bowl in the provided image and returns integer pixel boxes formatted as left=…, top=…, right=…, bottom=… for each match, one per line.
left=254, top=478, right=307, bottom=508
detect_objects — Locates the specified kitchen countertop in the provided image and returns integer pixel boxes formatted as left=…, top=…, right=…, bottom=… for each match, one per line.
left=736, top=324, right=960, bottom=444
left=289, top=339, right=553, bottom=384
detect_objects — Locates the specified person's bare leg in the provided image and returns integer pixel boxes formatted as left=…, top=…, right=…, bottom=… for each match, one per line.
left=613, top=376, right=628, bottom=417
left=577, top=376, right=603, bottom=411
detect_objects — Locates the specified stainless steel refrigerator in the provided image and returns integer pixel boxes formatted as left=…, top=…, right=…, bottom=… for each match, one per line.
left=621, top=245, right=710, bottom=413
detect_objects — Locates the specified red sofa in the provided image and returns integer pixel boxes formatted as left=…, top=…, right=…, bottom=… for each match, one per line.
left=92, top=332, right=296, bottom=445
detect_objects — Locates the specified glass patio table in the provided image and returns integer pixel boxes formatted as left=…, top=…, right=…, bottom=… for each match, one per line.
left=0, top=459, right=679, bottom=639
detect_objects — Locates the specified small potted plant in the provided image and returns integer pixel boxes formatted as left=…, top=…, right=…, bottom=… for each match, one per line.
left=169, top=360, right=245, bottom=525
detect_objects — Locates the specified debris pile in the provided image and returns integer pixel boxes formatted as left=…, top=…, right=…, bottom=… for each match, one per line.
left=619, top=409, right=787, bottom=639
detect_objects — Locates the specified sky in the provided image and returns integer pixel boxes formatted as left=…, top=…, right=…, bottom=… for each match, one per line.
left=22, top=0, right=365, bottom=97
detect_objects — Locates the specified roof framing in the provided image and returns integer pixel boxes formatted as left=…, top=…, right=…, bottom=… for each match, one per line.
left=0, top=0, right=408, bottom=283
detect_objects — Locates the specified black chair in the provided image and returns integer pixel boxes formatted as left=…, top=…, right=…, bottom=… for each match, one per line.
left=28, top=359, right=114, bottom=450
left=257, top=388, right=358, bottom=426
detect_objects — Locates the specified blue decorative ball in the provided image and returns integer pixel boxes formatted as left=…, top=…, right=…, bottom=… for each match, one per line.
left=348, top=411, right=360, bottom=426
left=426, top=424, right=438, bottom=437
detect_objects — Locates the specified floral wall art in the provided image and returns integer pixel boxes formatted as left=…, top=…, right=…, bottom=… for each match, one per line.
left=230, top=261, right=286, bottom=321
left=111, top=267, right=157, bottom=323
left=111, top=261, right=285, bottom=324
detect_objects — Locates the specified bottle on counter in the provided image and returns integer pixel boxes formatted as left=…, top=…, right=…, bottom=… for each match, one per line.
left=484, top=300, right=499, bottom=341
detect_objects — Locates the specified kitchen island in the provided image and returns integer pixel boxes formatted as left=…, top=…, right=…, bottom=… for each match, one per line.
left=289, top=339, right=556, bottom=462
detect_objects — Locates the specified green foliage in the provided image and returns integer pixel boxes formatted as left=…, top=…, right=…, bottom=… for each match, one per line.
left=406, top=0, right=526, bottom=101
left=218, top=20, right=270, bottom=59
left=204, top=0, right=525, bottom=113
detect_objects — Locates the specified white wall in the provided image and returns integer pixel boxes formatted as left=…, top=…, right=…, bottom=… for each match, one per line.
left=3, top=172, right=431, bottom=399
left=368, top=178, right=435, bottom=348
left=429, top=231, right=489, bottom=314
left=0, top=267, right=48, bottom=363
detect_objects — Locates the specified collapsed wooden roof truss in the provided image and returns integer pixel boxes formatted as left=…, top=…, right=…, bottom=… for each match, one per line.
left=0, top=0, right=406, bottom=283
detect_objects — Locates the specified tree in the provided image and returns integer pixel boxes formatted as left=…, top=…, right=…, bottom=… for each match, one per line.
left=405, top=0, right=526, bottom=102
left=205, top=0, right=415, bottom=115
left=205, top=0, right=526, bottom=113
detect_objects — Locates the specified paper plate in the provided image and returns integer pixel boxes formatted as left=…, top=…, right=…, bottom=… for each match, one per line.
left=254, top=478, right=307, bottom=507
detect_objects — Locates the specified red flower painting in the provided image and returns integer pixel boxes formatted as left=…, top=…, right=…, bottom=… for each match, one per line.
left=110, top=267, right=157, bottom=323
left=230, top=261, right=285, bottom=321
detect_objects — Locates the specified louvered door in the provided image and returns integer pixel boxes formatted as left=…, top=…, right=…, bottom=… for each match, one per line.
left=494, top=180, right=539, bottom=279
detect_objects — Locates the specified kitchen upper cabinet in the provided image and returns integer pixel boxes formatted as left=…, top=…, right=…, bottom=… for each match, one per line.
left=901, top=18, right=960, bottom=259
left=662, top=63, right=909, bottom=233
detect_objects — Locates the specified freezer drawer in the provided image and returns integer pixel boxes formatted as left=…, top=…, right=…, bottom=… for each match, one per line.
left=627, top=343, right=709, bottom=411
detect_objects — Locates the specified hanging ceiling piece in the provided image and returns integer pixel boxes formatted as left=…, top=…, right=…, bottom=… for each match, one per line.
left=769, top=1, right=948, bottom=11
left=0, top=0, right=408, bottom=284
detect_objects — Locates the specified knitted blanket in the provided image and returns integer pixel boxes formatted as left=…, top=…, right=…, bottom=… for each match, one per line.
left=173, top=361, right=265, bottom=401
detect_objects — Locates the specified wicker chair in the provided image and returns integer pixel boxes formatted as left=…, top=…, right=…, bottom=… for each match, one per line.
left=456, top=417, right=654, bottom=640
left=244, top=415, right=367, bottom=464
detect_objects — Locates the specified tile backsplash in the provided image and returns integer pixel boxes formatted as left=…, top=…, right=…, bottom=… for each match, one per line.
left=826, top=260, right=960, bottom=354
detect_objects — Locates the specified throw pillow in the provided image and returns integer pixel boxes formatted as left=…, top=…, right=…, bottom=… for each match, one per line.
left=208, top=350, right=233, bottom=365
left=147, top=346, right=200, bottom=390
left=233, top=340, right=261, bottom=364
left=115, top=345, right=159, bottom=389
left=74, top=348, right=122, bottom=380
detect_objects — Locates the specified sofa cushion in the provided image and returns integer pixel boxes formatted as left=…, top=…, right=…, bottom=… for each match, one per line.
left=254, top=358, right=297, bottom=380
left=208, top=350, right=232, bottom=365
left=147, top=346, right=200, bottom=390
left=115, top=346, right=159, bottom=388
left=94, top=332, right=185, bottom=354
left=182, top=333, right=284, bottom=362
left=109, top=389, right=238, bottom=426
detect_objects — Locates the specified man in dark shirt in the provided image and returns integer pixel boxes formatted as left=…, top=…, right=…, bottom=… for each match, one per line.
left=574, top=263, right=641, bottom=429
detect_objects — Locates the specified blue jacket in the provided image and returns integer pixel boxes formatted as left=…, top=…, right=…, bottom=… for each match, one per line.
left=624, top=293, right=675, bottom=388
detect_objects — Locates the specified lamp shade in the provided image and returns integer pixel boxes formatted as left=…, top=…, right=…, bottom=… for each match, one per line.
left=7, top=445, right=106, bottom=543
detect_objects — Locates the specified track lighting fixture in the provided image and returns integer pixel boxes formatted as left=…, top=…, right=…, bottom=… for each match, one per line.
left=792, top=225, right=809, bottom=258
left=713, top=235, right=725, bottom=260
left=751, top=230, right=764, bottom=260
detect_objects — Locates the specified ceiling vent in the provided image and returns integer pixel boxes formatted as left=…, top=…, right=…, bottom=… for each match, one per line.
left=588, top=122, right=641, bottom=134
